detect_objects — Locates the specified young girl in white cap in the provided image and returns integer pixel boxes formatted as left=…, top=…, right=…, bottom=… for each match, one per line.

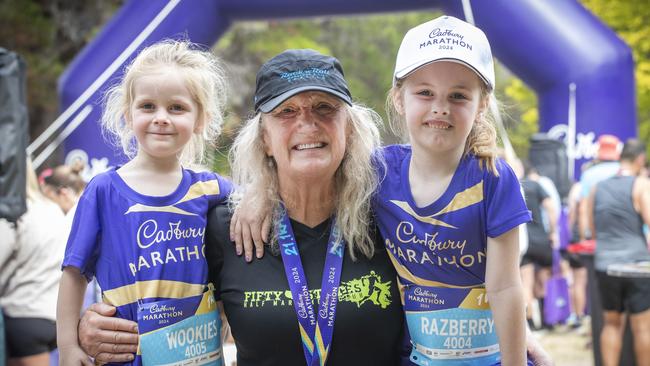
left=376, top=15, right=531, bottom=366
left=57, top=40, right=232, bottom=365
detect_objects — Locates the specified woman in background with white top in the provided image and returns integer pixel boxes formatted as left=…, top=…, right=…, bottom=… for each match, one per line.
left=0, top=161, right=67, bottom=366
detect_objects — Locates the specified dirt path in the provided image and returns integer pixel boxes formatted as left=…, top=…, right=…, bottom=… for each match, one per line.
left=536, top=321, right=594, bottom=366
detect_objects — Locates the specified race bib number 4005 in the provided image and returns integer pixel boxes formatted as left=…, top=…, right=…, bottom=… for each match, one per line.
left=404, top=285, right=500, bottom=366
left=138, top=288, right=222, bottom=366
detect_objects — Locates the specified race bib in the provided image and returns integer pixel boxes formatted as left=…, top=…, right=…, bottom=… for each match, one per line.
left=138, top=287, right=223, bottom=366
left=404, top=285, right=499, bottom=366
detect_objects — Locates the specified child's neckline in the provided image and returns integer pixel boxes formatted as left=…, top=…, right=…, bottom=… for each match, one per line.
left=401, top=150, right=468, bottom=212
left=109, top=166, right=192, bottom=206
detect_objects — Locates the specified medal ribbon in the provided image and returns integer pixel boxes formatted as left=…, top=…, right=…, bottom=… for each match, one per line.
left=277, top=205, right=345, bottom=366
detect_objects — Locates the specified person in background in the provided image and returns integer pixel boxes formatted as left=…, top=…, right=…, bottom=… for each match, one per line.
left=578, top=134, right=621, bottom=242
left=40, top=163, right=87, bottom=219
left=40, top=164, right=102, bottom=326
left=520, top=161, right=558, bottom=330
left=641, top=161, right=649, bottom=178
left=587, top=139, right=650, bottom=366
left=565, top=181, right=588, bottom=329
left=0, top=160, right=67, bottom=366
left=643, top=161, right=650, bottom=247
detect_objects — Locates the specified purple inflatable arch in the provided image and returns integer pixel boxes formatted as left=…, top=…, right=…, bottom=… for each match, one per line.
left=43, top=0, right=635, bottom=180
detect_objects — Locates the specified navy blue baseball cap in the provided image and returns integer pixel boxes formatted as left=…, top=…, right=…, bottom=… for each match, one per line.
left=254, top=49, right=353, bottom=113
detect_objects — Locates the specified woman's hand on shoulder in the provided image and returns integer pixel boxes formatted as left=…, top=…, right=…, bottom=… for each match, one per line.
left=229, top=198, right=271, bottom=262
left=78, top=302, right=138, bottom=363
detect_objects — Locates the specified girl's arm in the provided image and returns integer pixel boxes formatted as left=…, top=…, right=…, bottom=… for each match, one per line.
left=217, top=301, right=230, bottom=344
left=57, top=267, right=94, bottom=366
left=485, top=227, right=527, bottom=366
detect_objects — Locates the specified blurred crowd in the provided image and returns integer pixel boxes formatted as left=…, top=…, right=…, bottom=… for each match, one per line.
left=514, top=134, right=650, bottom=366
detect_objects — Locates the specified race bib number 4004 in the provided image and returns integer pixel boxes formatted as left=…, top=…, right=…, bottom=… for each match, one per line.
left=404, top=285, right=499, bottom=366
left=138, top=288, right=222, bottom=366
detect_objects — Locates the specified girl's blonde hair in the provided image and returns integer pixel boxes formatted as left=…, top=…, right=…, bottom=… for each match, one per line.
left=102, top=39, right=227, bottom=166
left=386, top=79, right=499, bottom=175
left=230, top=102, right=383, bottom=260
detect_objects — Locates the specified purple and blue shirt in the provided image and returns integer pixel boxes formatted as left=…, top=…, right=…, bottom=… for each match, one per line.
left=62, top=168, right=232, bottom=323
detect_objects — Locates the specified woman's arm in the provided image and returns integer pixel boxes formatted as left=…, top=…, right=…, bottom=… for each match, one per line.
left=57, top=267, right=95, bottom=366
left=77, top=303, right=138, bottom=363
left=486, top=227, right=527, bottom=366
left=634, top=177, right=650, bottom=226
left=540, top=197, right=558, bottom=248
left=633, top=177, right=650, bottom=245
left=586, top=186, right=597, bottom=240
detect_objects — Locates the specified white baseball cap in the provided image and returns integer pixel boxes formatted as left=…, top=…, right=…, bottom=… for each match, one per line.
left=393, top=15, right=495, bottom=90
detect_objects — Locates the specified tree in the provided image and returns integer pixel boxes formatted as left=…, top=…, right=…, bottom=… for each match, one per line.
left=0, top=0, right=121, bottom=167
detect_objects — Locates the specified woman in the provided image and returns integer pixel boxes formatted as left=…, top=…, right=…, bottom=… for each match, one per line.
left=209, top=49, right=406, bottom=365
left=76, top=49, right=553, bottom=366
left=0, top=161, right=67, bottom=366
left=39, top=163, right=86, bottom=219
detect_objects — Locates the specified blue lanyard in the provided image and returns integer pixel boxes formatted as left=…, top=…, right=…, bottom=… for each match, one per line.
left=277, top=205, right=345, bottom=366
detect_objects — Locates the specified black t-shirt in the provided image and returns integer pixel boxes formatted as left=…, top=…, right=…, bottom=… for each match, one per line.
left=206, top=204, right=405, bottom=366
left=521, top=179, right=550, bottom=247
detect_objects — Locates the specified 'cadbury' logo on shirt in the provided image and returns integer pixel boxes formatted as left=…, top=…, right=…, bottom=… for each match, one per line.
left=419, top=27, right=472, bottom=51
left=136, top=219, right=205, bottom=249
left=280, top=68, right=329, bottom=83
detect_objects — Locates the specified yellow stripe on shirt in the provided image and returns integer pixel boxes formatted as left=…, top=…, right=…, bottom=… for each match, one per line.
left=386, top=249, right=476, bottom=289
left=102, top=280, right=205, bottom=307
left=177, top=179, right=221, bottom=204
left=124, top=179, right=221, bottom=216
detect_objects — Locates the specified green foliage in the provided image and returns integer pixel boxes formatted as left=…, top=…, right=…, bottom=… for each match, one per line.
left=501, top=79, right=538, bottom=159
left=322, top=13, right=439, bottom=121
left=0, top=0, right=122, bottom=167
left=0, top=0, right=59, bottom=137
